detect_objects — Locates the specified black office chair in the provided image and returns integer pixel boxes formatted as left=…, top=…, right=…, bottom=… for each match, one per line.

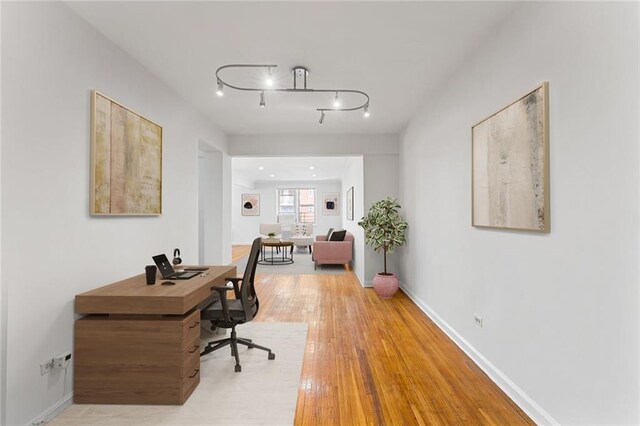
left=200, top=237, right=275, bottom=372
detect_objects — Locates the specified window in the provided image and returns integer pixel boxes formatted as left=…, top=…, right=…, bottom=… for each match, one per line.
left=278, top=189, right=316, bottom=223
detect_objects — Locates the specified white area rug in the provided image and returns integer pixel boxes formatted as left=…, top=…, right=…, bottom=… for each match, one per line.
left=50, top=322, right=308, bottom=426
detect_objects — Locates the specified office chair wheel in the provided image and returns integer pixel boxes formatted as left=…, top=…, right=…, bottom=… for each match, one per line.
left=268, top=353, right=276, bottom=360
left=235, top=365, right=242, bottom=373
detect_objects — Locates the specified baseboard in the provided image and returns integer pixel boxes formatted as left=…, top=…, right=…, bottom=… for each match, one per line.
left=399, top=284, right=558, bottom=426
left=352, top=269, right=372, bottom=288
left=29, top=393, right=72, bottom=425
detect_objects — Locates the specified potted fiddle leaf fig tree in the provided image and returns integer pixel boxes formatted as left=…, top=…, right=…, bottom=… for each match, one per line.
left=358, top=197, right=408, bottom=298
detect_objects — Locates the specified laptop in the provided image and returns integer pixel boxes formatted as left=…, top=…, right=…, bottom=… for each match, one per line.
left=152, top=254, right=201, bottom=280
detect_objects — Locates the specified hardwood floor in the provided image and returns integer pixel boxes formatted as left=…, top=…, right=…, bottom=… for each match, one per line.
left=243, top=251, right=533, bottom=425
left=232, top=244, right=252, bottom=262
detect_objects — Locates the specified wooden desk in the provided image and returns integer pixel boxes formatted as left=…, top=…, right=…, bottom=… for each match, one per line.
left=74, top=265, right=236, bottom=405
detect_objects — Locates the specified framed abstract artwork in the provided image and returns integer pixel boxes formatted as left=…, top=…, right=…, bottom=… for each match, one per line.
left=90, top=91, right=162, bottom=215
left=242, top=194, right=260, bottom=216
left=322, top=192, right=340, bottom=215
left=346, top=187, right=354, bottom=221
left=472, top=82, right=550, bottom=232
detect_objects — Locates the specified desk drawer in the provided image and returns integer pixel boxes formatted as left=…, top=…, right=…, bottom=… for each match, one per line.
left=182, top=310, right=201, bottom=347
left=182, top=362, right=200, bottom=402
left=181, top=335, right=201, bottom=377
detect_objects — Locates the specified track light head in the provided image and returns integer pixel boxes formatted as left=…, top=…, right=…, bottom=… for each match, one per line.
left=266, top=67, right=274, bottom=87
left=319, top=111, right=325, bottom=124
left=333, top=92, right=341, bottom=108
left=363, top=105, right=370, bottom=118
left=216, top=79, right=224, bottom=97
left=260, top=91, right=266, bottom=108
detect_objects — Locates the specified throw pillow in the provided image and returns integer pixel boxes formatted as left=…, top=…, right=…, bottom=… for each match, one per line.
left=329, top=230, right=346, bottom=241
left=325, top=227, right=334, bottom=240
left=294, top=224, right=306, bottom=236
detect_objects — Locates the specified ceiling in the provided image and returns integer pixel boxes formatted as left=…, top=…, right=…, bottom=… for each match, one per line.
left=67, top=1, right=517, bottom=135
left=232, top=156, right=355, bottom=184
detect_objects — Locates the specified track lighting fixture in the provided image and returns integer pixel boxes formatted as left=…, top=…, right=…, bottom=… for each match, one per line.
left=216, top=79, right=224, bottom=97
left=215, top=64, right=370, bottom=124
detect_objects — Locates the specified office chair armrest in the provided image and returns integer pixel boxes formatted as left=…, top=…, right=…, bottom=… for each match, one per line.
left=210, top=285, right=234, bottom=322
left=225, top=277, right=243, bottom=299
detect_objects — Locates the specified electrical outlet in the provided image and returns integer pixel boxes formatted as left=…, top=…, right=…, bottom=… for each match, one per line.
left=53, top=351, right=72, bottom=369
left=40, top=359, right=53, bottom=376
left=474, top=314, right=484, bottom=328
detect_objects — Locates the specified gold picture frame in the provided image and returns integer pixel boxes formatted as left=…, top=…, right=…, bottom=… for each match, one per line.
left=90, top=91, right=163, bottom=216
left=472, top=82, right=550, bottom=232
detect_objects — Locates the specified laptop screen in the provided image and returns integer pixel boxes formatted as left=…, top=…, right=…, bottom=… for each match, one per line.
left=152, top=254, right=175, bottom=278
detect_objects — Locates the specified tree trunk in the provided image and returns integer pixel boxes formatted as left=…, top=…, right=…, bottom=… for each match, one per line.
left=383, top=248, right=387, bottom=274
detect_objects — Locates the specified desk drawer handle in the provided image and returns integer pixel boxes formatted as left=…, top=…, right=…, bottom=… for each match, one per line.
left=189, top=321, right=200, bottom=329
left=188, top=369, right=199, bottom=379
left=189, top=345, right=199, bottom=354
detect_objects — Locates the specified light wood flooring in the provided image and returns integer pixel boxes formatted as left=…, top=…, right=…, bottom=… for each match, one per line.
left=232, top=245, right=533, bottom=425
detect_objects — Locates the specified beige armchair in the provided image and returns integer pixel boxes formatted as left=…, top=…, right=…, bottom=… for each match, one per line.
left=289, top=223, right=314, bottom=253
left=259, top=223, right=281, bottom=239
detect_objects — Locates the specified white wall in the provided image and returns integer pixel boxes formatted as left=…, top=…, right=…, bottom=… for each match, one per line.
left=1, top=2, right=229, bottom=425
left=0, top=2, right=4, bottom=423
left=221, top=154, right=233, bottom=265
left=198, top=143, right=232, bottom=266
left=232, top=180, right=343, bottom=245
left=340, top=155, right=401, bottom=286
left=341, top=158, right=365, bottom=283
left=398, top=2, right=639, bottom=424
left=199, top=149, right=223, bottom=264
left=229, top=134, right=398, bottom=157
left=363, top=155, right=399, bottom=284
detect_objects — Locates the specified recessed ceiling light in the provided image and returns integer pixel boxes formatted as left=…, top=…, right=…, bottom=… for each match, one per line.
left=270, top=174, right=275, bottom=178
left=309, top=166, right=315, bottom=170
left=258, top=166, right=264, bottom=170
left=312, top=174, right=317, bottom=177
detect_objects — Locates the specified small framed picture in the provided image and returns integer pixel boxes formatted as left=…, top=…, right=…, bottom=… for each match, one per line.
left=322, top=192, right=340, bottom=215
left=242, top=194, right=260, bottom=216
